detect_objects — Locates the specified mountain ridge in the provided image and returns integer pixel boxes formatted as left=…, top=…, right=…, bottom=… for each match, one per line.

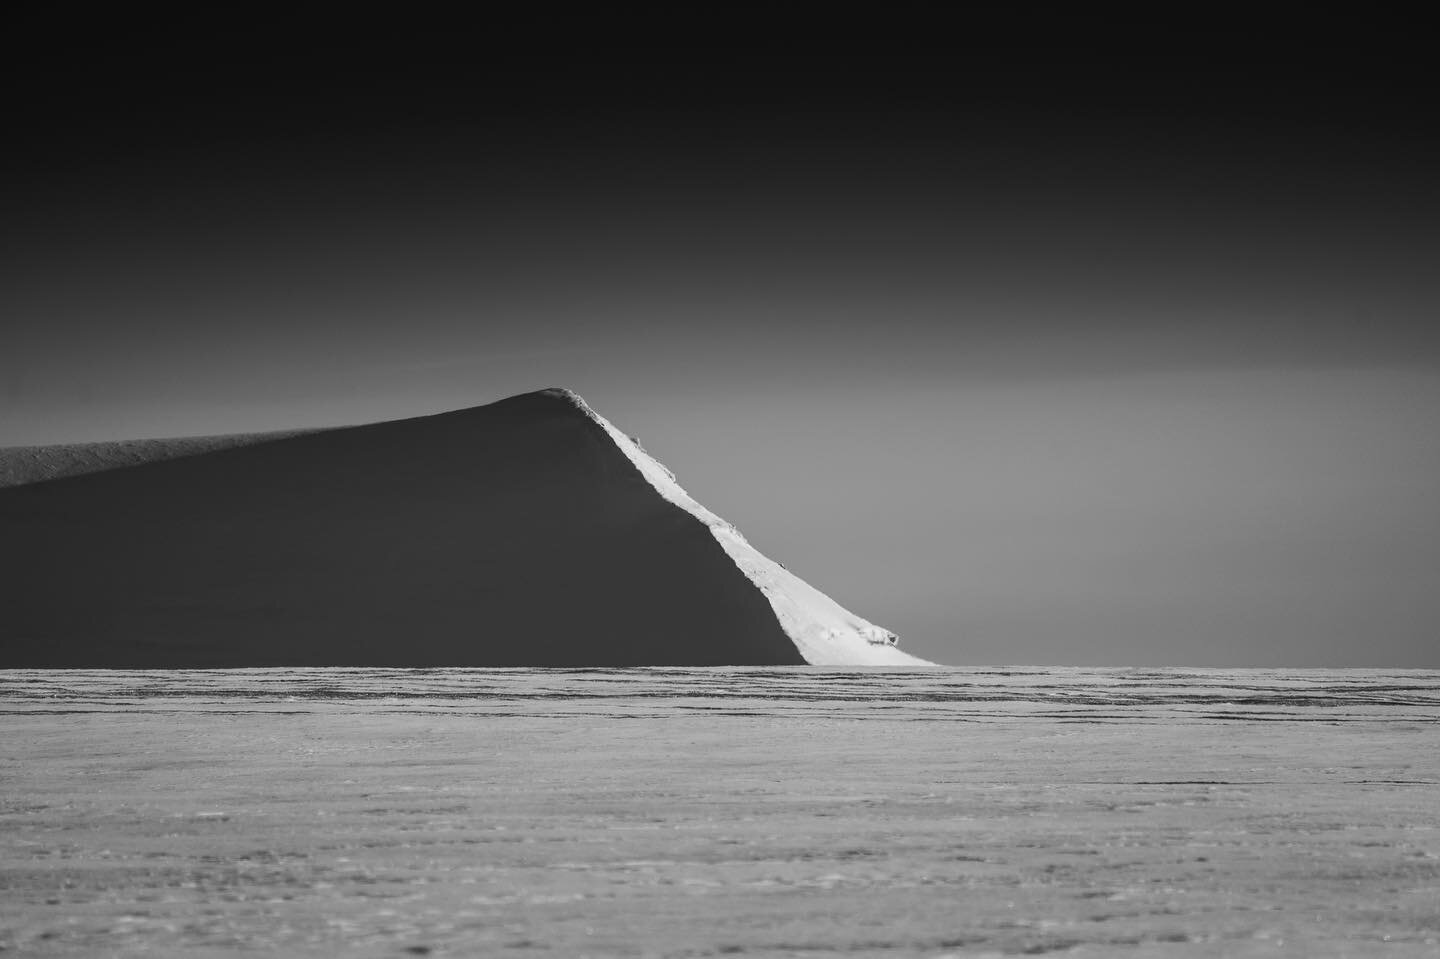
left=0, top=389, right=930, bottom=667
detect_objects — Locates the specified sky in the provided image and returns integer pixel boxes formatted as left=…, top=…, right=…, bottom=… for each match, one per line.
left=4, top=14, right=1438, bottom=665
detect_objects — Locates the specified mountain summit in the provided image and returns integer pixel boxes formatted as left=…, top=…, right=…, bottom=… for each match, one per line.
left=0, top=389, right=929, bottom=667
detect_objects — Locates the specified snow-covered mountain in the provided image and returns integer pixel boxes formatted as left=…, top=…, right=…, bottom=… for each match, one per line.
left=0, top=388, right=930, bottom=667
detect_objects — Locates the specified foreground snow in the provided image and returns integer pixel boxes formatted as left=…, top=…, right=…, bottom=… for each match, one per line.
left=4, top=668, right=1435, bottom=957
left=556, top=389, right=933, bottom=666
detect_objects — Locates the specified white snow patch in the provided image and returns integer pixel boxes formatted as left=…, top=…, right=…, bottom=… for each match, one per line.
left=551, top=389, right=935, bottom=666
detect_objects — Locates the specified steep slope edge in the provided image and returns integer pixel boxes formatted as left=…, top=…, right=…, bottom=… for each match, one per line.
left=550, top=389, right=933, bottom=666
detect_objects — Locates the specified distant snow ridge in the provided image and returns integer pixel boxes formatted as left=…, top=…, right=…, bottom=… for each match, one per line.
left=0, top=430, right=321, bottom=488
left=545, top=388, right=934, bottom=666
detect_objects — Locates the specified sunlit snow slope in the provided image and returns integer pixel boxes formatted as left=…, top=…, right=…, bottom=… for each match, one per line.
left=554, top=390, right=931, bottom=665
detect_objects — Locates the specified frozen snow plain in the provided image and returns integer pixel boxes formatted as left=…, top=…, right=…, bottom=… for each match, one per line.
left=2, top=667, right=1438, bottom=957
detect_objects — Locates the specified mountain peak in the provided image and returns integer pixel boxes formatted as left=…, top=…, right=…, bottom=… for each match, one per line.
left=535, top=386, right=588, bottom=407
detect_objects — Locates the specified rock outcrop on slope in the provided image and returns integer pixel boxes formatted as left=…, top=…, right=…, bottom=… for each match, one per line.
left=0, top=389, right=929, bottom=667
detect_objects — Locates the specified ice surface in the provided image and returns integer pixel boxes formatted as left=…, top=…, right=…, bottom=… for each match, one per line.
left=2, top=667, right=1437, bottom=957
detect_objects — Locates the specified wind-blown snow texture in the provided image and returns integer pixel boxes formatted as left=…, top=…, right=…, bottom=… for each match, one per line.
left=0, top=388, right=925, bottom=667
left=5, top=668, right=1436, bottom=956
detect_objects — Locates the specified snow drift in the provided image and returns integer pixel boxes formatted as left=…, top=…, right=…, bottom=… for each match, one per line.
left=0, top=388, right=929, bottom=667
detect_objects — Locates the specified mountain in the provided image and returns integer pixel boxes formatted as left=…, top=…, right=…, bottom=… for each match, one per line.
left=0, top=388, right=930, bottom=667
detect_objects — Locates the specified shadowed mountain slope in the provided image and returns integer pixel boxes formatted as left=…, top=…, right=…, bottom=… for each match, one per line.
left=0, top=390, right=808, bottom=667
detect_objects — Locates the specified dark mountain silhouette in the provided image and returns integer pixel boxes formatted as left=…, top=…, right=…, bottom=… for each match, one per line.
left=2, top=388, right=933, bottom=667
left=1, top=390, right=811, bottom=667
